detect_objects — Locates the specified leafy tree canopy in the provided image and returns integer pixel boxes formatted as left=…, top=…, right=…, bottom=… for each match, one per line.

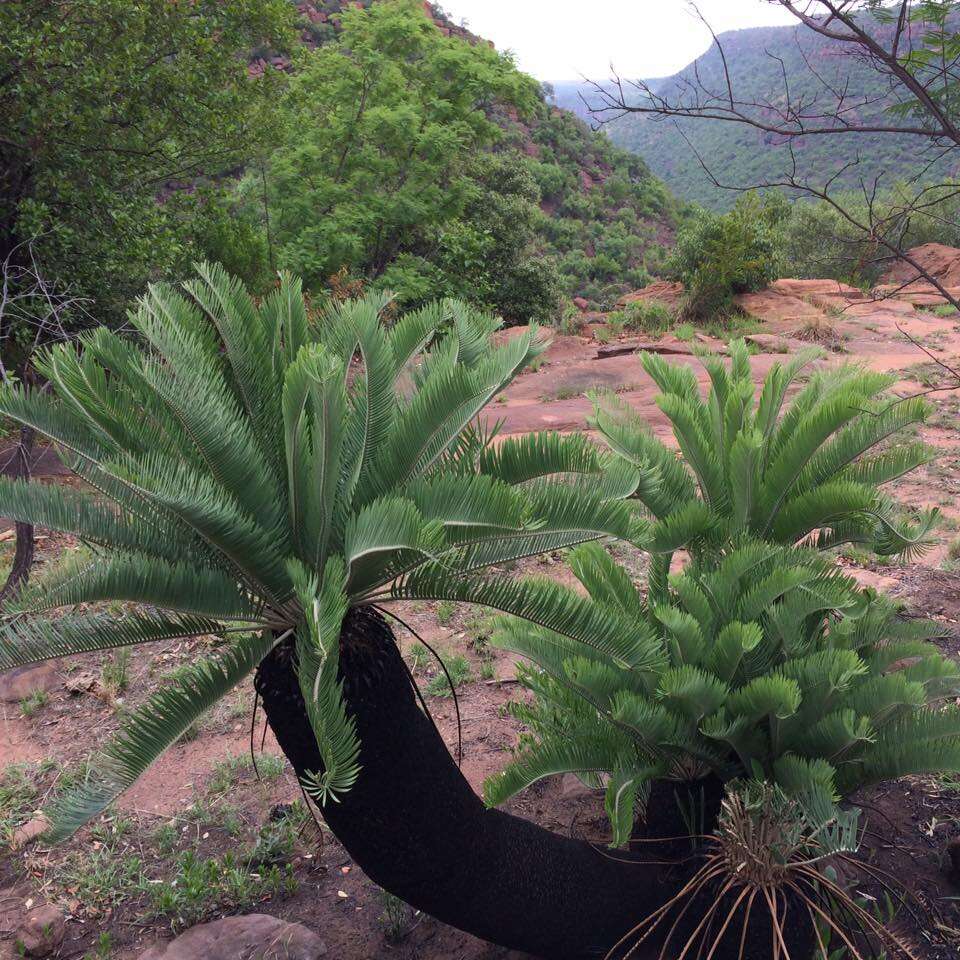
left=0, top=0, right=294, bottom=333
left=263, top=0, right=557, bottom=319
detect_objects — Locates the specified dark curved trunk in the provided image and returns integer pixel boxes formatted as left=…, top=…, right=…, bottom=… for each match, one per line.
left=255, top=607, right=812, bottom=960
left=0, top=425, right=36, bottom=606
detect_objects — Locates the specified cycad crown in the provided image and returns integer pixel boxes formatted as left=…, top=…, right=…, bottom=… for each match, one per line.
left=591, top=338, right=938, bottom=606
left=0, top=263, right=636, bottom=839
left=488, top=540, right=960, bottom=847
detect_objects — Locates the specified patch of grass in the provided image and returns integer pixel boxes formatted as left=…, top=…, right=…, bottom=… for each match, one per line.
left=552, top=303, right=585, bottom=337
left=435, top=600, right=456, bottom=626
left=525, top=354, right=546, bottom=374
left=82, top=932, right=115, bottom=960
left=479, top=661, right=495, bottom=681
left=208, top=753, right=286, bottom=795
left=926, top=303, right=958, bottom=318
left=902, top=361, right=948, bottom=388
left=0, top=763, right=39, bottom=844
left=544, top=385, right=581, bottom=402
left=407, top=642, right=431, bottom=672
left=673, top=322, right=696, bottom=342
left=593, top=327, right=611, bottom=345
left=379, top=890, right=414, bottom=944
left=617, top=298, right=675, bottom=338
left=425, top=652, right=472, bottom=697
left=244, top=802, right=309, bottom=868
left=144, top=849, right=297, bottom=932
left=59, top=843, right=147, bottom=913
left=19, top=688, right=49, bottom=718
left=150, top=822, right=180, bottom=856
left=946, top=536, right=960, bottom=562
left=100, top=649, right=131, bottom=697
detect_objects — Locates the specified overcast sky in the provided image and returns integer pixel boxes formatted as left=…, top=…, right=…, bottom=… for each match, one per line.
left=438, top=1, right=799, bottom=82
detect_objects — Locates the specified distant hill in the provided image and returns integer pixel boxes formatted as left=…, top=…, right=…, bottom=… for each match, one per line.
left=552, top=18, right=960, bottom=210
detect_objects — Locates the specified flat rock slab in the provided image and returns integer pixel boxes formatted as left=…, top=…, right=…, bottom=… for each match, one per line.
left=139, top=915, right=326, bottom=960
left=770, top=278, right=861, bottom=299
left=733, top=290, right=828, bottom=327
left=0, top=662, right=60, bottom=703
left=595, top=337, right=695, bottom=359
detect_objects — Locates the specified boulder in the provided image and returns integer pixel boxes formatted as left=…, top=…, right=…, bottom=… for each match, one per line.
left=572, top=296, right=590, bottom=312
left=879, top=243, right=960, bottom=288
left=769, top=278, right=861, bottom=299
left=10, top=815, right=49, bottom=850
left=615, top=280, right=684, bottom=310
left=596, top=337, right=695, bottom=359
left=13, top=905, right=66, bottom=958
left=0, top=663, right=60, bottom=704
left=138, top=915, right=327, bottom=960
left=733, top=290, right=828, bottom=327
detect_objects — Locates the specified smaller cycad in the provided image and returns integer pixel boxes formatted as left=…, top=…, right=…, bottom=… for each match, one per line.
left=486, top=543, right=959, bottom=848
left=591, top=339, right=939, bottom=605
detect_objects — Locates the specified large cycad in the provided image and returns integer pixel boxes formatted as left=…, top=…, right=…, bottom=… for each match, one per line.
left=0, top=263, right=633, bottom=839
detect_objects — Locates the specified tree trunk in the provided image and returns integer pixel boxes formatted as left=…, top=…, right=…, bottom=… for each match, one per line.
left=255, top=606, right=812, bottom=960
left=0, top=424, right=36, bottom=605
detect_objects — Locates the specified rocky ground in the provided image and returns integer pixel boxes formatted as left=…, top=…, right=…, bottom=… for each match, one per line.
left=3, top=245, right=960, bottom=959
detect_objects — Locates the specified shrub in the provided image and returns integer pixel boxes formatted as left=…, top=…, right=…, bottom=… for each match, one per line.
left=0, top=263, right=633, bottom=840
left=668, top=193, right=783, bottom=321
left=615, top=298, right=675, bottom=337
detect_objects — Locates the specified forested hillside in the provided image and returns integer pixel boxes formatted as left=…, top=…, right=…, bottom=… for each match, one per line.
left=555, top=15, right=960, bottom=209
left=246, top=1, right=678, bottom=315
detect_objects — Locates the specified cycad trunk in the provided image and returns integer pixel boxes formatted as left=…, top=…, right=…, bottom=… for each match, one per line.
left=255, top=607, right=811, bottom=960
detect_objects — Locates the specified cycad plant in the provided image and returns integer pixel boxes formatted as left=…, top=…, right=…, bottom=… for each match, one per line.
left=488, top=539, right=960, bottom=847
left=0, top=263, right=636, bottom=839
left=592, top=340, right=939, bottom=604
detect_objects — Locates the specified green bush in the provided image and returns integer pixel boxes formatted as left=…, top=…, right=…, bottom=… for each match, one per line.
left=668, top=193, right=783, bottom=321
left=614, top=298, right=675, bottom=337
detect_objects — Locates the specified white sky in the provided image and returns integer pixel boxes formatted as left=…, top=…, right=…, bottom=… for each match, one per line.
left=438, top=1, right=800, bottom=81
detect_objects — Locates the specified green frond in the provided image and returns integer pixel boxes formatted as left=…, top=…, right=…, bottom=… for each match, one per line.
left=0, top=611, right=225, bottom=670
left=44, top=631, right=276, bottom=841
left=291, top=558, right=360, bottom=805
left=394, top=567, right=666, bottom=674
left=569, top=542, right=644, bottom=620
left=483, top=725, right=636, bottom=807
left=9, top=550, right=260, bottom=622
left=0, top=478, right=201, bottom=566
left=478, top=431, right=601, bottom=484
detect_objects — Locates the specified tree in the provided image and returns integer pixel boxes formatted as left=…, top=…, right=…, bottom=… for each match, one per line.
left=587, top=1, right=960, bottom=308
left=264, top=0, right=549, bottom=312
left=0, top=0, right=293, bottom=329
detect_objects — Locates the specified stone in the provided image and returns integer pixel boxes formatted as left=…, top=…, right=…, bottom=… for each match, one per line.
left=615, top=280, right=685, bottom=310
left=879, top=242, right=960, bottom=288
left=0, top=663, right=59, bottom=704
left=769, top=278, right=861, bottom=299
left=63, top=671, right=99, bottom=696
left=596, top=337, right=694, bottom=360
left=13, top=905, right=66, bottom=958
left=138, top=915, right=327, bottom=960
left=572, top=296, right=590, bottom=311
left=733, top=290, right=828, bottom=327
left=10, top=815, right=49, bottom=850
